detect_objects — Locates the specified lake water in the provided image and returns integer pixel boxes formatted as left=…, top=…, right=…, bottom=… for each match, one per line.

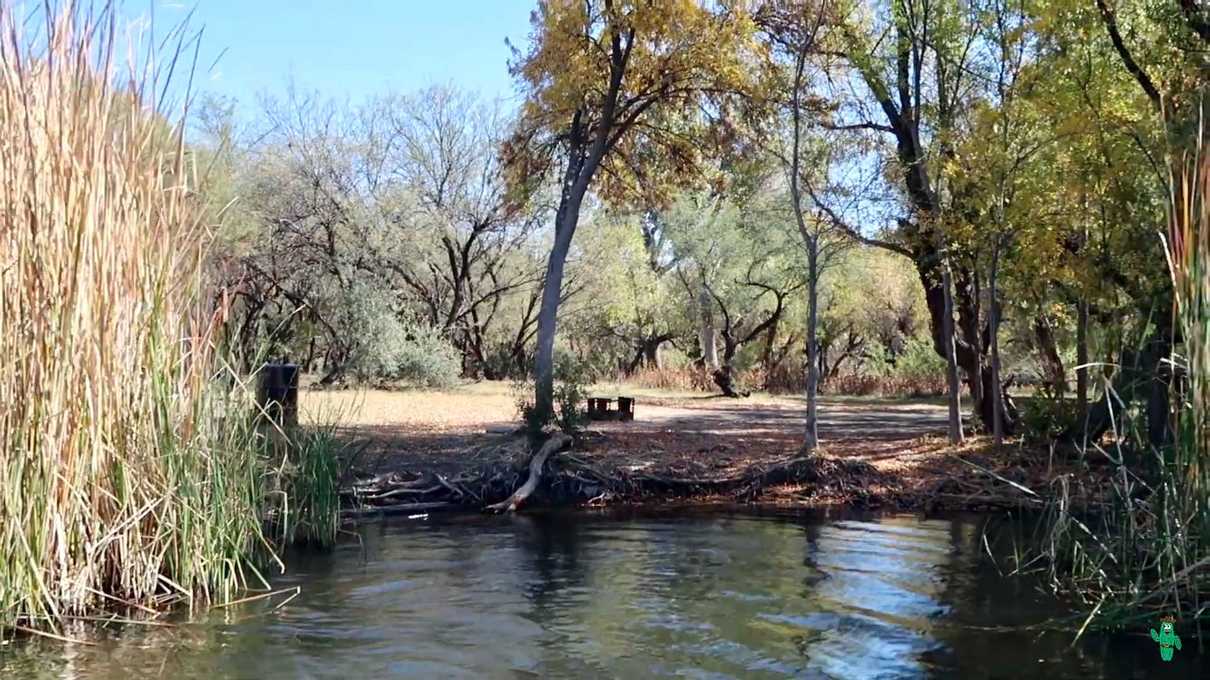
left=1, top=510, right=1203, bottom=679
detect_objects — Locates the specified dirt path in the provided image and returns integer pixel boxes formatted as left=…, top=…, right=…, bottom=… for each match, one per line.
left=308, top=386, right=947, bottom=480
left=313, top=384, right=1103, bottom=512
left=594, top=396, right=947, bottom=445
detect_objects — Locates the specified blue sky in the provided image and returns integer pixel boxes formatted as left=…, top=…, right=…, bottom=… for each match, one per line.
left=149, top=1, right=536, bottom=109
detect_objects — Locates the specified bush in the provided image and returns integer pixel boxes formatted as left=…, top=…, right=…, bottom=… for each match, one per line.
left=514, top=352, right=591, bottom=436
left=817, top=337, right=947, bottom=397
left=391, top=324, right=462, bottom=388
left=626, top=365, right=715, bottom=391
left=892, top=336, right=948, bottom=382
left=340, top=285, right=461, bottom=387
left=822, top=373, right=946, bottom=398
left=1017, top=395, right=1080, bottom=443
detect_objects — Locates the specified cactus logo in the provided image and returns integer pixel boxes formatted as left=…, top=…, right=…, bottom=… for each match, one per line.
left=1150, top=615, right=1182, bottom=662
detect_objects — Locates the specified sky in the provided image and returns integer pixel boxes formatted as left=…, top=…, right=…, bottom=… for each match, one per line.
left=146, top=1, right=537, bottom=110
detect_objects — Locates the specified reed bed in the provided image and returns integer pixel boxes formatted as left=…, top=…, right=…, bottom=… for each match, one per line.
left=1023, top=124, right=1210, bottom=633
left=0, top=4, right=335, bottom=632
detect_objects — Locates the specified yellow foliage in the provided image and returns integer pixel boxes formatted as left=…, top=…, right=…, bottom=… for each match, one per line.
left=508, top=0, right=761, bottom=206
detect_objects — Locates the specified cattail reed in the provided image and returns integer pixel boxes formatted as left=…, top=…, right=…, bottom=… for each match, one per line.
left=0, top=3, right=274, bottom=630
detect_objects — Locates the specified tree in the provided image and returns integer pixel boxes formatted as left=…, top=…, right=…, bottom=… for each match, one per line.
left=373, top=87, right=547, bottom=377
left=792, top=0, right=1014, bottom=437
left=1082, top=0, right=1208, bottom=445
left=506, top=0, right=757, bottom=424
left=664, top=187, right=804, bottom=397
left=202, top=86, right=552, bottom=384
left=758, top=0, right=866, bottom=451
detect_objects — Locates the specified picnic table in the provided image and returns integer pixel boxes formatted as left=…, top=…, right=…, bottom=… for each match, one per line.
left=586, top=396, right=635, bottom=421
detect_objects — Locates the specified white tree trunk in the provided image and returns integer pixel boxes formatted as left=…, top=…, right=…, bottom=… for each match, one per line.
left=804, top=241, right=820, bottom=454
left=533, top=196, right=585, bottom=424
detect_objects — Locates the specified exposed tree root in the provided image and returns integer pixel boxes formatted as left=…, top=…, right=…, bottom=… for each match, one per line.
left=485, top=433, right=572, bottom=513
left=340, top=436, right=889, bottom=517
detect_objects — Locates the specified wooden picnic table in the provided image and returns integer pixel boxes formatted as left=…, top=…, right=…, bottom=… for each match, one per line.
left=587, top=396, right=635, bottom=421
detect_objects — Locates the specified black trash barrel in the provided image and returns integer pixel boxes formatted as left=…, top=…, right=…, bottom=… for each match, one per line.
left=258, top=363, right=300, bottom=427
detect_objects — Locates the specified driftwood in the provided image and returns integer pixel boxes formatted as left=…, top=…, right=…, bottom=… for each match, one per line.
left=341, top=501, right=453, bottom=517
left=485, top=433, right=572, bottom=513
left=338, top=436, right=882, bottom=518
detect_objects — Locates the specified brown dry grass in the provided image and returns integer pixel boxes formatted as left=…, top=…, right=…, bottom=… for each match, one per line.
left=311, top=381, right=1109, bottom=511
left=302, top=383, right=519, bottom=434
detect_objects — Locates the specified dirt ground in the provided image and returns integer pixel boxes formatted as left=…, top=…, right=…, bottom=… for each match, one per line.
left=304, top=382, right=1081, bottom=510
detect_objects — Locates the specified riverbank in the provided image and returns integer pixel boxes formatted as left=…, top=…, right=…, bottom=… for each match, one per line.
left=311, top=384, right=1109, bottom=516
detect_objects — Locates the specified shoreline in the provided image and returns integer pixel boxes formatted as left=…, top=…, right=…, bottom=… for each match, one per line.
left=340, top=430, right=1099, bottom=519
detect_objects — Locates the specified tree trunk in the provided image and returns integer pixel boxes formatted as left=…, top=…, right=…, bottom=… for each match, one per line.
left=712, top=367, right=746, bottom=398
left=699, top=283, right=719, bottom=370
left=989, top=247, right=1004, bottom=446
left=644, top=339, right=663, bottom=369
left=941, top=263, right=965, bottom=444
left=1073, top=322, right=1171, bottom=445
left=919, top=256, right=1006, bottom=433
left=533, top=186, right=588, bottom=424
left=761, top=314, right=780, bottom=378
left=627, top=334, right=668, bottom=373
left=1077, top=297, right=1089, bottom=424
left=1033, top=314, right=1067, bottom=397
left=970, top=269, right=985, bottom=419
left=1146, top=329, right=1174, bottom=448
left=804, top=241, right=821, bottom=454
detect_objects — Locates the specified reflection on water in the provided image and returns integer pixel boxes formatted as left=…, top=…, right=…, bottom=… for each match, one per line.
left=1, top=510, right=1204, bottom=679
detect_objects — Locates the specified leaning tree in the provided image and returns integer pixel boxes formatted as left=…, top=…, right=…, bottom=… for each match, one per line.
left=505, top=0, right=759, bottom=424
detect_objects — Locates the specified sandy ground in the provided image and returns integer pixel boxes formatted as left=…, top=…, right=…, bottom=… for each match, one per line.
left=304, top=382, right=1103, bottom=510
left=305, top=383, right=990, bottom=495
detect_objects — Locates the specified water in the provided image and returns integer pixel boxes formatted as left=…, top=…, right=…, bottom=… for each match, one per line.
left=2, top=510, right=1204, bottom=679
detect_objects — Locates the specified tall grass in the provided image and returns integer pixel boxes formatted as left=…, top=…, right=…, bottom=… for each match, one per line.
left=265, top=419, right=345, bottom=548
left=1028, top=123, right=1210, bottom=632
left=0, top=4, right=334, bottom=632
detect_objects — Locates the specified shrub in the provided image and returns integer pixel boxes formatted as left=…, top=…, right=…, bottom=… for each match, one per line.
left=514, top=353, right=591, bottom=436
left=340, top=285, right=460, bottom=388
left=892, top=336, right=948, bottom=383
left=1017, top=395, right=1080, bottom=443
left=391, top=324, right=462, bottom=388
left=626, top=365, right=715, bottom=391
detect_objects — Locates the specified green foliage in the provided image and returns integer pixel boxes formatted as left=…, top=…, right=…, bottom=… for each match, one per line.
left=1017, top=396, right=1080, bottom=443
left=339, top=284, right=461, bottom=387
left=269, top=423, right=345, bottom=548
left=892, top=337, right=948, bottom=383
left=515, top=351, right=591, bottom=436
left=505, top=0, right=760, bottom=206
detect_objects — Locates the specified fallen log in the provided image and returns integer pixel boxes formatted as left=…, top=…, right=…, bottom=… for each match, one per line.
left=363, top=484, right=443, bottom=501
left=341, top=501, right=453, bottom=518
left=485, top=433, right=572, bottom=513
